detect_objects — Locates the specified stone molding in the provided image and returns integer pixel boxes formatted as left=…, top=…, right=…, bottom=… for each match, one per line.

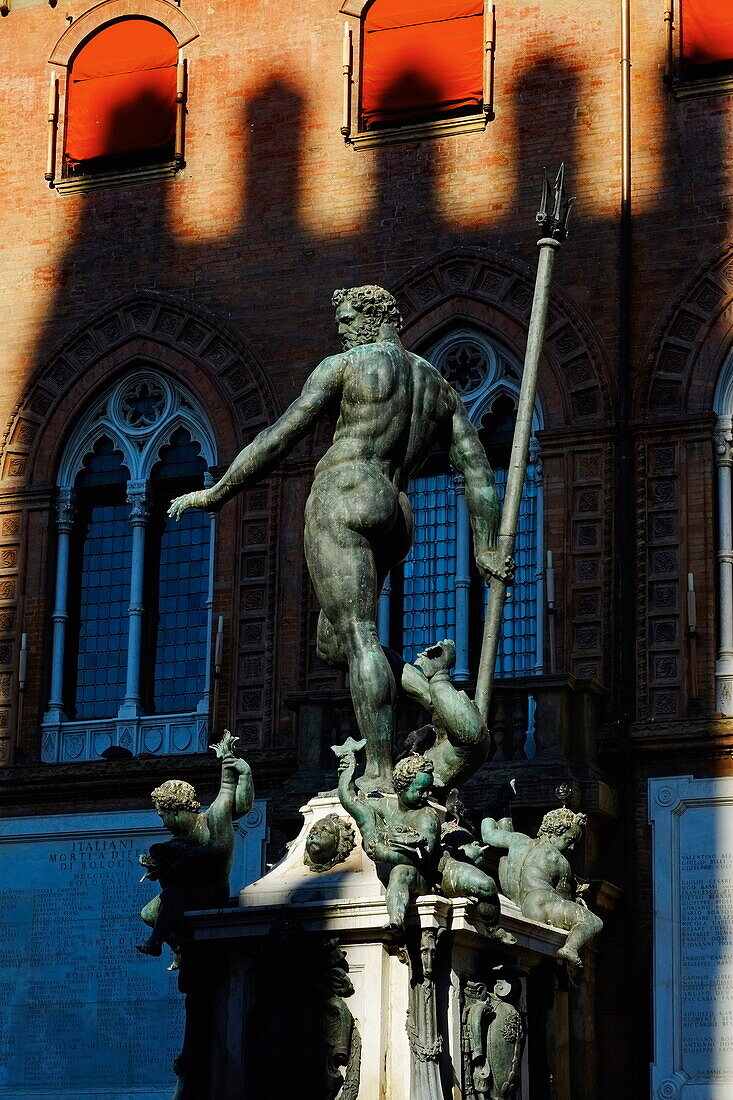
left=636, top=242, right=733, bottom=421
left=339, top=0, right=367, bottom=15
left=394, top=247, right=614, bottom=431
left=48, top=0, right=200, bottom=67
left=648, top=775, right=733, bottom=1098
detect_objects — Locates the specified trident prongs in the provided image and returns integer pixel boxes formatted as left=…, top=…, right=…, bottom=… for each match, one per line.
left=536, top=163, right=575, bottom=242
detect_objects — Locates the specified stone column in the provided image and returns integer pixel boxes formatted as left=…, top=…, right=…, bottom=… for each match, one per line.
left=528, top=434, right=545, bottom=673
left=453, top=474, right=471, bottom=682
left=715, top=424, right=733, bottom=715
left=119, top=479, right=150, bottom=719
left=44, top=487, right=76, bottom=724
left=199, top=472, right=216, bottom=714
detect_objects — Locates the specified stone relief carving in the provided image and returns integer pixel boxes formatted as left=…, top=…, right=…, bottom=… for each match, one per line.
left=304, top=813, right=356, bottom=873
left=245, top=923, right=361, bottom=1100
left=461, top=970, right=525, bottom=1100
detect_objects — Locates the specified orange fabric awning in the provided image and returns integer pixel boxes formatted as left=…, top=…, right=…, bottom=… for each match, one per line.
left=65, top=19, right=177, bottom=164
left=682, top=0, right=733, bottom=65
left=361, top=0, right=484, bottom=126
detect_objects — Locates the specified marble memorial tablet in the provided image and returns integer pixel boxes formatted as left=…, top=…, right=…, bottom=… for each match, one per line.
left=0, top=805, right=266, bottom=1099
left=650, top=775, right=733, bottom=1100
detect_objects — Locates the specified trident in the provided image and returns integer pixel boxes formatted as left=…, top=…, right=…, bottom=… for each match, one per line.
left=474, top=165, right=574, bottom=722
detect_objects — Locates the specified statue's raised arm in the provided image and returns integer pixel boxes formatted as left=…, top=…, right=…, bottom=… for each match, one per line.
left=206, top=729, right=254, bottom=846
left=168, top=355, right=345, bottom=521
left=169, top=284, right=516, bottom=793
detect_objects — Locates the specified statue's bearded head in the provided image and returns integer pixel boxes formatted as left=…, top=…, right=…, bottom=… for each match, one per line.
left=332, top=285, right=402, bottom=350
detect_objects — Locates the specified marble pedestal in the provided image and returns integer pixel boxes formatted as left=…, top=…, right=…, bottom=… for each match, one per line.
left=188, top=797, right=576, bottom=1099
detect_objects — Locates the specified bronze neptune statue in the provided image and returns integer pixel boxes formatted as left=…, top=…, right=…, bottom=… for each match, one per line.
left=169, top=286, right=510, bottom=792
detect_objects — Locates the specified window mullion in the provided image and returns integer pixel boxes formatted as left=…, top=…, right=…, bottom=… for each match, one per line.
left=119, top=479, right=150, bottom=718
left=715, top=424, right=733, bottom=714
left=44, top=488, right=76, bottom=724
left=453, top=474, right=471, bottom=682
left=377, top=575, right=391, bottom=647
left=199, top=473, right=217, bottom=715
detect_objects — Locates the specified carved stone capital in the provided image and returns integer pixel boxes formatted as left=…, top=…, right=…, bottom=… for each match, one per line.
left=452, top=473, right=466, bottom=494
left=56, top=487, right=76, bottom=531
left=528, top=435, right=544, bottom=480
left=715, top=426, right=733, bottom=468
left=127, top=479, right=151, bottom=523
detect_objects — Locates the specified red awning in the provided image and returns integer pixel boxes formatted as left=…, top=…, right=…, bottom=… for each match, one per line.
left=682, top=0, right=733, bottom=65
left=361, top=0, right=484, bottom=126
left=65, top=19, right=177, bottom=164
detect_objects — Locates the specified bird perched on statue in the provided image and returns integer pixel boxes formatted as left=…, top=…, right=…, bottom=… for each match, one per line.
left=483, top=779, right=518, bottom=821
left=445, top=788, right=473, bottom=830
left=394, top=724, right=436, bottom=762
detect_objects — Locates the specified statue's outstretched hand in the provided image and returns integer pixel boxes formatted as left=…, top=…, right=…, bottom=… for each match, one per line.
left=168, top=489, right=213, bottom=521
left=476, top=549, right=515, bottom=587
left=210, top=730, right=250, bottom=775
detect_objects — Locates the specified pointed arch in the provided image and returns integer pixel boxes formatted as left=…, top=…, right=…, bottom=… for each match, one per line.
left=2, top=293, right=282, bottom=764
left=0, top=291, right=278, bottom=487
left=636, top=242, right=733, bottom=421
left=394, top=247, right=614, bottom=430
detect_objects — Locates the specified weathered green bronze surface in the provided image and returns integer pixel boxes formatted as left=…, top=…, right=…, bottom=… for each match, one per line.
left=481, top=806, right=602, bottom=970
left=137, top=730, right=253, bottom=968
left=170, top=286, right=509, bottom=792
left=334, top=737, right=514, bottom=946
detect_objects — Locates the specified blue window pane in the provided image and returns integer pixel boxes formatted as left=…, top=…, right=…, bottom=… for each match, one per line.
left=77, top=437, right=129, bottom=488
left=74, top=502, right=132, bottom=720
left=150, top=428, right=210, bottom=714
left=402, top=466, right=541, bottom=677
left=402, top=474, right=457, bottom=662
left=491, top=465, right=540, bottom=678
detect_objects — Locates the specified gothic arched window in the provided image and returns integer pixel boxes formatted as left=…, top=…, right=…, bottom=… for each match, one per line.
left=379, top=330, right=543, bottom=683
left=42, top=369, right=217, bottom=762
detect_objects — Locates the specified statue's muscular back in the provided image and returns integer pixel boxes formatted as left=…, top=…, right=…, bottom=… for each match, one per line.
left=315, top=336, right=453, bottom=492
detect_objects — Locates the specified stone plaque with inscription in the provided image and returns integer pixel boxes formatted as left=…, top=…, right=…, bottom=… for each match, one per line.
left=0, top=805, right=266, bottom=1099
left=650, top=776, right=733, bottom=1099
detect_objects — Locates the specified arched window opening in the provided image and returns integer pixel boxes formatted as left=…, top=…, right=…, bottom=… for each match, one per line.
left=43, top=369, right=217, bottom=763
left=383, top=330, right=543, bottom=686
left=64, top=18, right=178, bottom=178
left=146, top=429, right=209, bottom=715
left=360, top=0, right=485, bottom=130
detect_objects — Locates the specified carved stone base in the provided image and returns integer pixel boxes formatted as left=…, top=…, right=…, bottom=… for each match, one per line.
left=186, top=797, right=584, bottom=1099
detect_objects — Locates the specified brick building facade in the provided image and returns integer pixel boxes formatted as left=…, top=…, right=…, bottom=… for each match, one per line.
left=1, top=0, right=732, bottom=1095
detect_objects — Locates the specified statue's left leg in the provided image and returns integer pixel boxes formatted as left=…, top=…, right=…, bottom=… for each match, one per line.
left=140, top=893, right=160, bottom=929
left=529, top=896, right=602, bottom=970
left=439, top=857, right=516, bottom=945
left=305, top=479, right=406, bottom=789
left=385, top=864, right=424, bottom=934
left=556, top=903, right=603, bottom=970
